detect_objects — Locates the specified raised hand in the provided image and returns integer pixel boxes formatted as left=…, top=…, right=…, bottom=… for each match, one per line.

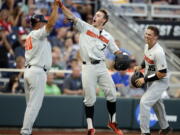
left=55, top=0, right=64, bottom=8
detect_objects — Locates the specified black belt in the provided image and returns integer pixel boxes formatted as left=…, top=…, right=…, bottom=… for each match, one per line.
left=83, top=59, right=101, bottom=65
left=25, top=65, right=47, bottom=72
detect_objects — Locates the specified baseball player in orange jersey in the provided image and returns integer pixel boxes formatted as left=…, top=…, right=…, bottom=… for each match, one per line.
left=57, top=1, right=124, bottom=135
left=135, top=26, right=172, bottom=135
left=20, top=1, right=59, bottom=135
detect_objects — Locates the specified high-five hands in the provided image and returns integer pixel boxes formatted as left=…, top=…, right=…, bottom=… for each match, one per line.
left=55, top=0, right=64, bottom=8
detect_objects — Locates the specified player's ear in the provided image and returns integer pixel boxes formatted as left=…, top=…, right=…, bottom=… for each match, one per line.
left=102, top=19, right=107, bottom=26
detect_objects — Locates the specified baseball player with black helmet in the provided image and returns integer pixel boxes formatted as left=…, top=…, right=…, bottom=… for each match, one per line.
left=20, top=1, right=59, bottom=135
left=134, top=26, right=172, bottom=135
left=57, top=1, right=123, bottom=135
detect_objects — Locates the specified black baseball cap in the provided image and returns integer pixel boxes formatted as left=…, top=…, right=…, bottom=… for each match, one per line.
left=30, top=14, right=48, bottom=26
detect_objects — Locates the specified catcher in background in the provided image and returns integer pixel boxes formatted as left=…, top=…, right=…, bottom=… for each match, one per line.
left=133, top=26, right=172, bottom=135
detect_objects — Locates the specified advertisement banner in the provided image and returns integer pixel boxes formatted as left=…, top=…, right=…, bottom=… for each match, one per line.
left=132, top=20, right=180, bottom=40
left=132, top=99, right=180, bottom=130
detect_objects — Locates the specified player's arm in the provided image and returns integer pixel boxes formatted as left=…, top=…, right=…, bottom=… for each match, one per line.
left=1, top=33, right=14, bottom=55
left=57, top=0, right=77, bottom=23
left=114, top=50, right=122, bottom=55
left=135, top=68, right=167, bottom=87
left=134, top=60, right=145, bottom=72
left=64, top=88, right=83, bottom=95
left=45, top=0, right=59, bottom=32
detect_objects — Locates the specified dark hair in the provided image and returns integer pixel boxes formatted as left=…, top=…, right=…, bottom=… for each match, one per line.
left=147, top=26, right=159, bottom=37
left=98, top=9, right=109, bottom=25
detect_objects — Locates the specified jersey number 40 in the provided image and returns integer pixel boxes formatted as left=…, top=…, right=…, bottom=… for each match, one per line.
left=25, top=36, right=33, bottom=50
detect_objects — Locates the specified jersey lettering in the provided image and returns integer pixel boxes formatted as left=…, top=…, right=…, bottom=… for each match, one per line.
left=101, top=44, right=107, bottom=51
left=25, top=36, right=33, bottom=50
left=144, top=55, right=154, bottom=64
left=99, top=35, right=109, bottom=44
left=148, top=65, right=156, bottom=71
left=86, top=30, right=109, bottom=44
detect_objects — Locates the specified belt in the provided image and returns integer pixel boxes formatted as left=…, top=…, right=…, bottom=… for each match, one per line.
left=25, top=65, right=47, bottom=72
left=83, top=59, right=101, bottom=65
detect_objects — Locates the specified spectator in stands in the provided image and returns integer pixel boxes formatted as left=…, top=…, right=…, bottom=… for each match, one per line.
left=63, top=65, right=83, bottom=95
left=0, top=9, right=13, bottom=34
left=152, top=0, right=169, bottom=5
left=75, top=2, right=93, bottom=21
left=127, top=56, right=138, bottom=76
left=55, top=0, right=81, bottom=28
left=14, top=34, right=27, bottom=58
left=175, top=89, right=180, bottom=98
left=27, top=4, right=37, bottom=16
left=112, top=70, right=130, bottom=96
left=125, top=85, right=144, bottom=98
left=112, top=69, right=144, bottom=97
left=48, top=27, right=68, bottom=48
left=105, top=39, right=131, bottom=59
left=52, top=46, right=67, bottom=69
left=51, top=51, right=65, bottom=79
left=45, top=73, right=61, bottom=95
left=0, top=74, right=24, bottom=94
left=105, top=39, right=131, bottom=73
left=0, top=26, right=14, bottom=68
left=86, top=14, right=93, bottom=24
left=131, top=0, right=148, bottom=3
left=63, top=37, right=78, bottom=65
left=1, top=0, right=15, bottom=11
left=72, top=32, right=80, bottom=50
left=67, top=58, right=80, bottom=70
left=110, top=0, right=129, bottom=4
left=8, top=56, right=25, bottom=79
left=11, top=3, right=24, bottom=27
left=66, top=30, right=74, bottom=38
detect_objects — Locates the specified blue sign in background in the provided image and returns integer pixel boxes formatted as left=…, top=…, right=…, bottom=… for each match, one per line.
left=135, top=104, right=158, bottom=127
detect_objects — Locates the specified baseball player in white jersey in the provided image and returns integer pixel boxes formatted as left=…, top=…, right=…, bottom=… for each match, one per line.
left=20, top=1, right=59, bottom=135
left=135, top=26, right=172, bottom=135
left=57, top=1, right=123, bottom=135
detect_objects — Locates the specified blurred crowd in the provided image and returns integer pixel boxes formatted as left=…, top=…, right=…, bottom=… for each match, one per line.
left=111, top=0, right=180, bottom=5
left=0, top=0, right=177, bottom=98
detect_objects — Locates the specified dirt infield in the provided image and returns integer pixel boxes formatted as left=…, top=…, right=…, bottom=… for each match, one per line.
left=0, top=128, right=179, bottom=135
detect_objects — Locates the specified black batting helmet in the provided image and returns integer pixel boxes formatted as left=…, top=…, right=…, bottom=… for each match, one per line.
left=114, top=53, right=130, bottom=71
left=131, top=71, right=144, bottom=88
left=30, top=14, right=48, bottom=27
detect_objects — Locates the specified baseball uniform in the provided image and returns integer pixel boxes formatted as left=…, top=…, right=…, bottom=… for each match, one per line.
left=75, top=18, right=119, bottom=106
left=21, top=26, right=51, bottom=135
left=140, top=42, right=169, bottom=133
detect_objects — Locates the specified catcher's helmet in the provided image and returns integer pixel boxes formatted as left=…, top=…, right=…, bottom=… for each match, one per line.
left=30, top=14, right=47, bottom=27
left=114, top=53, right=130, bottom=71
left=131, top=71, right=144, bottom=88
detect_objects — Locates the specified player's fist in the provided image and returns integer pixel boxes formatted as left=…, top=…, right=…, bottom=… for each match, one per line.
left=135, top=77, right=145, bottom=87
left=134, top=66, right=141, bottom=72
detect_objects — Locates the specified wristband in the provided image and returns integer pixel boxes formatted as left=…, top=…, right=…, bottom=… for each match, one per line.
left=144, top=73, right=159, bottom=82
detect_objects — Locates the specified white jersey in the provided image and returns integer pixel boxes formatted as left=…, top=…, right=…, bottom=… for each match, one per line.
left=75, top=18, right=119, bottom=62
left=25, top=26, right=52, bottom=70
left=144, top=42, right=167, bottom=78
